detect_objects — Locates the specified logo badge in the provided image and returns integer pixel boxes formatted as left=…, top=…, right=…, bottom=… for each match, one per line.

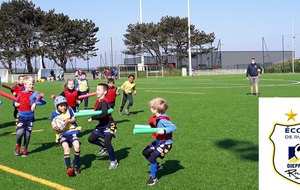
left=270, top=123, right=300, bottom=184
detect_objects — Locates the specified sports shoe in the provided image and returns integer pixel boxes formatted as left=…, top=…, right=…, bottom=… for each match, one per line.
left=109, top=160, right=118, bottom=169
left=21, top=150, right=28, bottom=157
left=66, top=168, right=73, bottom=177
left=146, top=176, right=159, bottom=186
left=118, top=111, right=122, bottom=116
left=98, top=148, right=107, bottom=156
left=125, top=109, right=129, bottom=115
left=14, top=145, right=21, bottom=156
left=74, top=167, right=81, bottom=175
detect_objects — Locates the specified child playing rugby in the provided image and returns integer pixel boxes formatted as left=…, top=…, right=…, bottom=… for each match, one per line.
left=87, top=83, right=118, bottom=169
left=51, top=95, right=81, bottom=176
left=119, top=74, right=136, bottom=115
left=14, top=76, right=46, bottom=157
left=60, top=79, right=81, bottom=112
left=107, top=78, right=120, bottom=109
left=142, top=97, right=177, bottom=186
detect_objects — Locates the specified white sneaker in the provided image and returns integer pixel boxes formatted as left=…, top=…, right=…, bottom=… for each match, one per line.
left=109, top=160, right=118, bottom=169
left=125, top=109, right=129, bottom=115
left=98, top=148, right=107, bottom=156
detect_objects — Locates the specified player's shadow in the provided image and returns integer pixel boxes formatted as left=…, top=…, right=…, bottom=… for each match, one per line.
left=29, top=142, right=59, bottom=154
left=215, top=139, right=258, bottom=162
left=0, top=131, right=15, bottom=137
left=79, top=154, right=97, bottom=171
left=156, top=160, right=185, bottom=179
left=0, top=117, right=48, bottom=129
left=129, top=110, right=144, bottom=115
left=0, top=121, right=16, bottom=129
left=115, top=119, right=131, bottom=124
left=97, top=147, right=131, bottom=163
left=246, top=92, right=261, bottom=96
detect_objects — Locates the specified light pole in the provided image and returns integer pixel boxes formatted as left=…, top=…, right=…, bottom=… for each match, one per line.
left=187, top=0, right=192, bottom=76
left=292, top=17, right=295, bottom=73
left=139, top=0, right=144, bottom=70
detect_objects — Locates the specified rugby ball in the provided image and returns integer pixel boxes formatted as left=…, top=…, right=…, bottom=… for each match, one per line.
left=54, top=118, right=66, bottom=131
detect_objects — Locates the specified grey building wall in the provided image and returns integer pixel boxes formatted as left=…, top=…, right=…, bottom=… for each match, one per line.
left=123, top=51, right=293, bottom=69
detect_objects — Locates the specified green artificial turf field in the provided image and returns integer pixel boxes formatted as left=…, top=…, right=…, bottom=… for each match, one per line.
left=0, top=73, right=300, bottom=190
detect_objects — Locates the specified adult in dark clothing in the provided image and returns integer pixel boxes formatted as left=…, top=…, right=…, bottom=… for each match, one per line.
left=91, top=68, right=96, bottom=80
left=50, top=69, right=56, bottom=80
left=246, top=58, right=262, bottom=96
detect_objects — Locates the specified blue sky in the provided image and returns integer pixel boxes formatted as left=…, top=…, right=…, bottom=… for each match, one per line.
left=1, top=0, right=300, bottom=68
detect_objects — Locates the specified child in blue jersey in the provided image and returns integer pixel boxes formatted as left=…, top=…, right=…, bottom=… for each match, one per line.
left=51, top=96, right=81, bottom=176
left=75, top=72, right=89, bottom=109
left=87, top=83, right=118, bottom=169
left=142, top=97, right=177, bottom=186
left=14, top=76, right=47, bottom=157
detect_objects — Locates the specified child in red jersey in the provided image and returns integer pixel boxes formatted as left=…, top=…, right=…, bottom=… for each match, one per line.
left=87, top=83, right=118, bottom=169
left=107, top=78, right=120, bottom=109
left=14, top=76, right=46, bottom=157
left=60, top=79, right=81, bottom=112
left=12, top=74, right=25, bottom=123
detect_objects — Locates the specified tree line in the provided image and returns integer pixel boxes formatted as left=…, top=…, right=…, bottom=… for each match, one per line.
left=0, top=0, right=215, bottom=73
left=0, top=0, right=99, bottom=73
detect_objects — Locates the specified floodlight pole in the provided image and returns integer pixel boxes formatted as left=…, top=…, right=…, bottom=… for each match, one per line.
left=187, top=0, right=192, bottom=76
left=292, top=17, right=295, bottom=73
left=139, top=0, right=144, bottom=70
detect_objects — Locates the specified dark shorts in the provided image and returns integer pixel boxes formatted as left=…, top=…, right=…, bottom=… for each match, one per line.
left=144, top=141, right=172, bottom=159
left=93, top=122, right=117, bottom=139
left=59, top=130, right=80, bottom=147
left=16, top=116, right=34, bottom=132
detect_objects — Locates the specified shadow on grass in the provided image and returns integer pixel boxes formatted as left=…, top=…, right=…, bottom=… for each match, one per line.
left=0, top=116, right=49, bottom=129
left=30, top=142, right=59, bottom=154
left=80, top=154, right=97, bottom=171
left=0, top=121, right=16, bottom=129
left=128, top=110, right=144, bottom=115
left=97, top=147, right=131, bottom=163
left=115, top=119, right=131, bottom=124
left=0, top=131, right=15, bottom=137
left=215, top=139, right=258, bottom=162
left=157, top=160, right=185, bottom=179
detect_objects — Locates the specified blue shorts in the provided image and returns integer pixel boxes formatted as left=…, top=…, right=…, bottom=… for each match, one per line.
left=92, top=122, right=117, bottom=139
left=144, top=141, right=172, bottom=159
left=16, top=116, right=34, bottom=132
left=59, top=130, right=80, bottom=147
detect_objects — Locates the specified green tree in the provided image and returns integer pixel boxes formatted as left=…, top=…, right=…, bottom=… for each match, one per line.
left=40, top=13, right=99, bottom=71
left=0, top=0, right=42, bottom=73
left=0, top=1, right=99, bottom=73
left=123, top=16, right=215, bottom=68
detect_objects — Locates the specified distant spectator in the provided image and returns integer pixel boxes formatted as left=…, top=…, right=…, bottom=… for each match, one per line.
left=91, top=68, right=96, bottom=80
left=113, top=69, right=118, bottom=79
left=50, top=69, right=56, bottom=81
left=109, top=68, right=114, bottom=79
left=78, top=68, right=82, bottom=76
left=59, top=69, right=64, bottom=81
left=103, top=69, right=108, bottom=79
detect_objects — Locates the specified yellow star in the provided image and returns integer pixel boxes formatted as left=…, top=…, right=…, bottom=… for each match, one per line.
left=286, top=110, right=297, bottom=121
